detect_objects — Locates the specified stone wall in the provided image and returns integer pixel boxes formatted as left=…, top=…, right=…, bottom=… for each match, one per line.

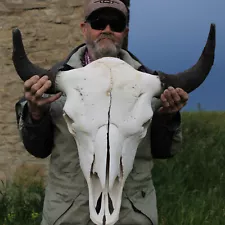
left=0, top=0, right=85, bottom=184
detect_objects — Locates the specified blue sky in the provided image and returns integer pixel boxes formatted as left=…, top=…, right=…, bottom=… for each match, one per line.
left=128, top=0, right=225, bottom=111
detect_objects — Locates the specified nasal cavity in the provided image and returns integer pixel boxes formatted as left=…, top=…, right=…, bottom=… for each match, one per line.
left=108, top=193, right=114, bottom=214
left=120, top=157, right=124, bottom=178
left=95, top=193, right=115, bottom=215
left=96, top=192, right=102, bottom=214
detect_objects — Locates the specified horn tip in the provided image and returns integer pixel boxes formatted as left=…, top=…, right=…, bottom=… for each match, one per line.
left=209, top=23, right=216, bottom=41
left=12, top=27, right=23, bottom=46
left=12, top=27, right=21, bottom=36
left=210, top=23, right=216, bottom=28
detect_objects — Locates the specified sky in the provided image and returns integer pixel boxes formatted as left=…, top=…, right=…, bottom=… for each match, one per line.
left=128, top=0, right=225, bottom=111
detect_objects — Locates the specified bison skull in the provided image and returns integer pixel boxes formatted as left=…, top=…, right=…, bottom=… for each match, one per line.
left=56, top=57, right=162, bottom=224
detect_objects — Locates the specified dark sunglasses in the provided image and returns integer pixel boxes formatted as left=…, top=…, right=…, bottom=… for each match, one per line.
left=86, top=17, right=127, bottom=33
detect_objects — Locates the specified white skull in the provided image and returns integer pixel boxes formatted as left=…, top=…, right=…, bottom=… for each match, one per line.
left=56, top=57, right=162, bottom=225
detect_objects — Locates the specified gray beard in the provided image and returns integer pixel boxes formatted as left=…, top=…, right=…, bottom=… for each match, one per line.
left=94, top=44, right=119, bottom=59
left=87, top=38, right=121, bottom=60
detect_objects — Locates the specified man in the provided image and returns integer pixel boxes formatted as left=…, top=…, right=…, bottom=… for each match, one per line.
left=15, top=0, right=188, bottom=224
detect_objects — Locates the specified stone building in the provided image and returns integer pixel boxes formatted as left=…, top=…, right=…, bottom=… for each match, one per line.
left=0, top=0, right=85, bottom=184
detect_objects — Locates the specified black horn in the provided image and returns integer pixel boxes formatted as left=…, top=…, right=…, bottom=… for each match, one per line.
left=158, top=23, right=216, bottom=93
left=12, top=28, right=57, bottom=93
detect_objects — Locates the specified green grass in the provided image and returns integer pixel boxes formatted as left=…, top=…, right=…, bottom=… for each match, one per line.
left=0, top=178, right=44, bottom=225
left=0, top=111, right=224, bottom=225
left=153, top=111, right=225, bottom=225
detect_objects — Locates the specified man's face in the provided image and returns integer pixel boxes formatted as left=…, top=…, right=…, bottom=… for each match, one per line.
left=81, top=9, right=129, bottom=60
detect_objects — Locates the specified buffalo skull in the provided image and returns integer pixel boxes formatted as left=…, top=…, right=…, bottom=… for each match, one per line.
left=12, top=24, right=215, bottom=225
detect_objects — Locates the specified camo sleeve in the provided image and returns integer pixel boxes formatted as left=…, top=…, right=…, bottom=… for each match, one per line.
left=15, top=97, right=54, bottom=158
left=150, top=109, right=182, bottom=159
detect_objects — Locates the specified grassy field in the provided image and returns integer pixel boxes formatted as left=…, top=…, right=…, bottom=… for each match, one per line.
left=153, top=111, right=225, bottom=225
left=0, top=111, right=224, bottom=225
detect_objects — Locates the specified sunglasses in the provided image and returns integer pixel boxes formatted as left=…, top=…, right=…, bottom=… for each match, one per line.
left=86, top=17, right=127, bottom=33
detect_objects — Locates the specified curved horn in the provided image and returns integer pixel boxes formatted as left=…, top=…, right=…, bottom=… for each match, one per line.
left=158, top=23, right=216, bottom=93
left=12, top=28, right=57, bottom=93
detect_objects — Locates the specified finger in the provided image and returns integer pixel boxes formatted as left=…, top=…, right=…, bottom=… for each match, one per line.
left=169, top=87, right=181, bottom=103
left=34, top=80, right=52, bottom=98
left=163, top=87, right=175, bottom=107
left=36, top=92, right=62, bottom=107
left=25, top=91, right=37, bottom=102
left=160, top=93, right=170, bottom=107
left=158, top=107, right=164, bottom=113
left=158, top=106, right=173, bottom=114
left=177, top=88, right=189, bottom=102
left=24, top=75, right=40, bottom=91
left=30, top=76, right=50, bottom=95
left=26, top=92, right=62, bottom=107
left=158, top=106, right=169, bottom=114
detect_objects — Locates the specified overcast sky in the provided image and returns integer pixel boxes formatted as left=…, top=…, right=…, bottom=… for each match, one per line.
left=128, top=0, right=225, bottom=111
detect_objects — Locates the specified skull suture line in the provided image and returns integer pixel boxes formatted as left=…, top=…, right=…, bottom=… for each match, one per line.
left=12, top=24, right=215, bottom=225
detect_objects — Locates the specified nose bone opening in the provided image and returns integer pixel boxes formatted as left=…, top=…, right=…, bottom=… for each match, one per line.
left=91, top=154, right=115, bottom=215
left=91, top=150, right=123, bottom=217
left=95, top=192, right=115, bottom=215
left=120, top=157, right=123, bottom=178
left=96, top=192, right=102, bottom=214
left=108, top=193, right=114, bottom=214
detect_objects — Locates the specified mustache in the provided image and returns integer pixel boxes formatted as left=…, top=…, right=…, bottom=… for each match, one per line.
left=96, top=33, right=115, bottom=42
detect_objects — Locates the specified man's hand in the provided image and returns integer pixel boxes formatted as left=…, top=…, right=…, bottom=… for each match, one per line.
left=158, top=86, right=189, bottom=114
left=24, top=75, right=62, bottom=120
